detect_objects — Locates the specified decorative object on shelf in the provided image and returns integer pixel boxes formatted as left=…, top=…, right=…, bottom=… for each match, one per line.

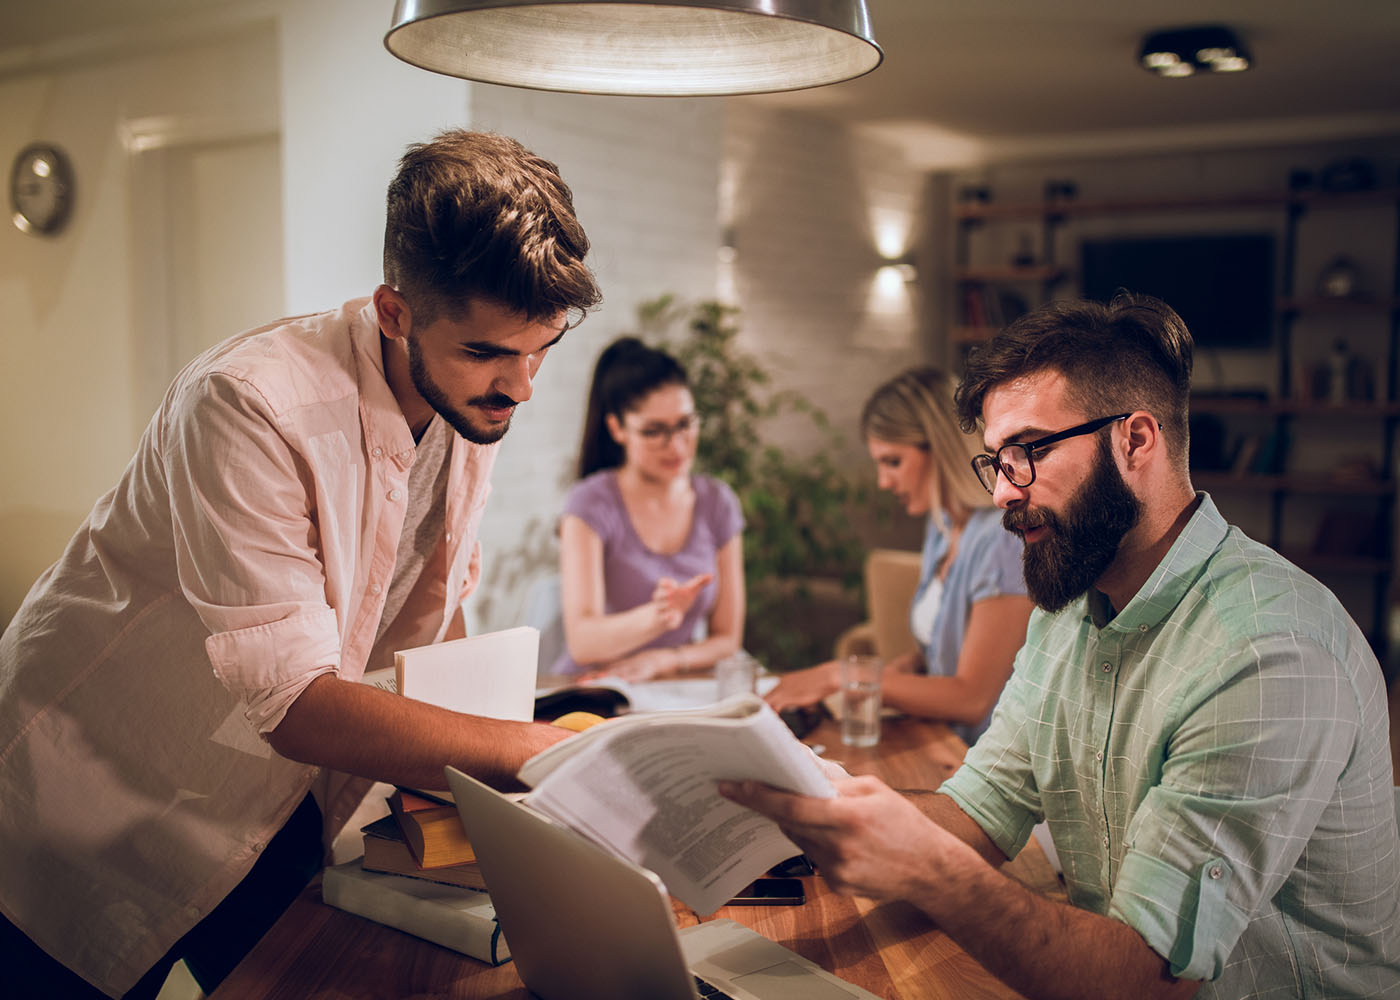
left=1327, top=339, right=1351, bottom=404
left=1043, top=179, right=1077, bottom=201
left=1310, top=339, right=1376, bottom=404
left=1139, top=24, right=1251, bottom=77
left=383, top=0, right=882, bottom=96
left=1011, top=233, right=1037, bottom=268
left=10, top=142, right=74, bottom=236
left=1319, top=157, right=1376, bottom=193
left=957, top=184, right=991, bottom=204
left=1316, top=255, right=1364, bottom=300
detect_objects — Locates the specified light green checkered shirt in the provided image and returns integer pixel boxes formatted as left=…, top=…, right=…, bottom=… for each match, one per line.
left=940, top=494, right=1400, bottom=997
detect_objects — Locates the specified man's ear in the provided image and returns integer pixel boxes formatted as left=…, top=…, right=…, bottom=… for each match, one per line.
left=1121, top=411, right=1161, bottom=470
left=373, top=285, right=411, bottom=342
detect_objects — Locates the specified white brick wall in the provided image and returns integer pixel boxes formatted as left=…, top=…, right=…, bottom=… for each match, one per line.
left=722, top=105, right=932, bottom=460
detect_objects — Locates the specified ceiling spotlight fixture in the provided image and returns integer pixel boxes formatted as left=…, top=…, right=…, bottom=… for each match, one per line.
left=385, top=0, right=883, bottom=97
left=1139, top=25, right=1251, bottom=78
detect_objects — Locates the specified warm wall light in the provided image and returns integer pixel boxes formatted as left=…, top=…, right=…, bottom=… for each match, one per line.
left=385, top=0, right=883, bottom=96
left=1139, top=25, right=1251, bottom=78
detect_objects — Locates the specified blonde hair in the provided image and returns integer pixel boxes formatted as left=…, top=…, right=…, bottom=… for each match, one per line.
left=861, top=367, right=992, bottom=521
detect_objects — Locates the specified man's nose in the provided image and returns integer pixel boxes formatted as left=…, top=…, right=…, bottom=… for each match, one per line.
left=991, top=467, right=1027, bottom=509
left=497, top=355, right=535, bottom=403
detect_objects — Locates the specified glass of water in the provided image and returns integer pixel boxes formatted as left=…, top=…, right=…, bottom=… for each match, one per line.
left=839, top=655, right=884, bottom=747
left=715, top=650, right=759, bottom=700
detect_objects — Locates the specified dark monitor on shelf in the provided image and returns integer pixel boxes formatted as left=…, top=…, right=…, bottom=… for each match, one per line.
left=1079, top=233, right=1276, bottom=348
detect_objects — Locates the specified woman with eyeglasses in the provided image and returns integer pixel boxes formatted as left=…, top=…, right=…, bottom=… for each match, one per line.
left=551, top=337, right=745, bottom=681
left=764, top=366, right=1034, bottom=745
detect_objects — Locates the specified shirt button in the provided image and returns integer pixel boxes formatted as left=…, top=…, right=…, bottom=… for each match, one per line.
left=389, top=488, right=403, bottom=502
left=1101, top=662, right=1112, bottom=673
left=369, top=582, right=383, bottom=595
left=251, top=841, right=265, bottom=854
left=1102, top=836, right=1110, bottom=848
left=372, top=447, right=384, bottom=458
left=1096, top=751, right=1103, bottom=761
left=1208, top=864, right=1224, bottom=880
left=445, top=532, right=454, bottom=543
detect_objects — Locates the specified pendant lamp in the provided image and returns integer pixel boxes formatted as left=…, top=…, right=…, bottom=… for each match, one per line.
left=384, top=0, right=883, bottom=96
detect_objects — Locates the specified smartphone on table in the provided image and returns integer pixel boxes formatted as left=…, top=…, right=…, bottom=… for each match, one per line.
left=724, top=877, right=806, bottom=906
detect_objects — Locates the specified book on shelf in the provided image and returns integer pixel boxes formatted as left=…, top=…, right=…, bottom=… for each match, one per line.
left=322, top=860, right=510, bottom=966
left=361, top=814, right=485, bottom=890
left=513, top=692, right=834, bottom=916
left=388, top=786, right=477, bottom=869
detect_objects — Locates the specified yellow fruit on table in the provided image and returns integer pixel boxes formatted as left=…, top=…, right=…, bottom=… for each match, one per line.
left=551, top=711, right=608, bottom=732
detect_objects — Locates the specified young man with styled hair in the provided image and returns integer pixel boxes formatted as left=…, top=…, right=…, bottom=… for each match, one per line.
left=726, top=295, right=1400, bottom=998
left=0, top=129, right=602, bottom=999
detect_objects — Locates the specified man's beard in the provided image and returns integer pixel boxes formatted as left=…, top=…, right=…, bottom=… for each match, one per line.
left=1003, top=436, right=1143, bottom=613
left=408, top=335, right=515, bottom=444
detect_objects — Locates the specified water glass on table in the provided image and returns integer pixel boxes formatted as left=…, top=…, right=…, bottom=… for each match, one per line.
left=839, top=655, right=884, bottom=748
left=715, top=650, right=759, bottom=700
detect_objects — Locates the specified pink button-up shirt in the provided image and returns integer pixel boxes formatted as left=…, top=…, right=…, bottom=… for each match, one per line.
left=0, top=298, right=497, bottom=995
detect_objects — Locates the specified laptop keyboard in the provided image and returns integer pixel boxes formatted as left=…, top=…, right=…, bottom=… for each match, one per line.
left=694, top=974, right=737, bottom=999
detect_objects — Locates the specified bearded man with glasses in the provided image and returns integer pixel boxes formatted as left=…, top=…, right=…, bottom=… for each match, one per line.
left=724, top=293, right=1399, bottom=998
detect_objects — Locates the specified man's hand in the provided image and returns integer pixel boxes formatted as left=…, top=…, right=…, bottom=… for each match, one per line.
left=718, top=774, right=971, bottom=902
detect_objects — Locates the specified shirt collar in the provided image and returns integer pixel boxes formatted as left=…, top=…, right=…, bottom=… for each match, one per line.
left=1087, top=492, right=1227, bottom=633
left=351, top=297, right=418, bottom=464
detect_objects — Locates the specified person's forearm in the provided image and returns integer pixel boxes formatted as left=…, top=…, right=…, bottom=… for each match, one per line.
left=904, top=832, right=1198, bottom=1000
left=564, top=602, right=671, bottom=665
left=674, top=632, right=742, bottom=672
left=881, top=671, right=999, bottom=726
left=266, top=673, right=570, bottom=791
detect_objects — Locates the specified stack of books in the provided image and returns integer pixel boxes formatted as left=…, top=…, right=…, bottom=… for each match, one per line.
left=321, top=786, right=509, bottom=965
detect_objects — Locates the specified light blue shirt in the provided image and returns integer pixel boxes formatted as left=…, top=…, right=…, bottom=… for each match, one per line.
left=914, top=506, right=1026, bottom=744
left=940, top=494, right=1400, bottom=996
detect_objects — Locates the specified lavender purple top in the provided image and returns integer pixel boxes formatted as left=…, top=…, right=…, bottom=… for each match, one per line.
left=551, top=470, right=744, bottom=675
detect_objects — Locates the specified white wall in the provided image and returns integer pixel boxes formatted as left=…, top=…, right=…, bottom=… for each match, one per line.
left=723, top=103, right=932, bottom=464
left=0, top=20, right=281, bottom=625
left=278, top=0, right=471, bottom=311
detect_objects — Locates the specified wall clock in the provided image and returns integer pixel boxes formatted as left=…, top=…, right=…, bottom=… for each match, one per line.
left=11, top=142, right=75, bottom=236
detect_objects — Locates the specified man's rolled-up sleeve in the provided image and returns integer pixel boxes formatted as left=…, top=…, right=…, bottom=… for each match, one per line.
left=166, top=371, right=350, bottom=731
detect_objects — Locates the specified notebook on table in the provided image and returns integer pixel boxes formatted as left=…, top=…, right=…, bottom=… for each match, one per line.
left=444, top=766, right=881, bottom=1000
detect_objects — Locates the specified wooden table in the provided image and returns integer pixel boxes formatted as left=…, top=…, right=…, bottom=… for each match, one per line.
left=214, top=716, right=1064, bottom=999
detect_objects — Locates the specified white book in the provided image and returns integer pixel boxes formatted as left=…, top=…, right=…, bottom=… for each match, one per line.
left=392, top=625, right=538, bottom=722
left=516, top=693, right=834, bottom=916
left=321, top=860, right=510, bottom=966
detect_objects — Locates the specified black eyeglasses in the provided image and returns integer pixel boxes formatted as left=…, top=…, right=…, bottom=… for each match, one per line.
left=631, top=414, right=701, bottom=446
left=971, top=413, right=1130, bottom=494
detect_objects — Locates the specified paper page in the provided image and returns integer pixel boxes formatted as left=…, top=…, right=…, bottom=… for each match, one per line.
left=395, top=626, right=538, bottom=722
left=517, top=693, right=766, bottom=787
left=522, top=697, right=833, bottom=914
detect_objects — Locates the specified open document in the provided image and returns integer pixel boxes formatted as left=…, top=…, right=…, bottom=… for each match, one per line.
left=516, top=693, right=834, bottom=915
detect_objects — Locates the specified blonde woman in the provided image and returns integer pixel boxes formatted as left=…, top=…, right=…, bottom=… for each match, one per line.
left=552, top=337, right=745, bottom=681
left=764, top=367, right=1032, bottom=743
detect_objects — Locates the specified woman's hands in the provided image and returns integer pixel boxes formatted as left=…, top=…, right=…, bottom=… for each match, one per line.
left=763, top=660, right=842, bottom=712
left=647, top=573, right=713, bottom=631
